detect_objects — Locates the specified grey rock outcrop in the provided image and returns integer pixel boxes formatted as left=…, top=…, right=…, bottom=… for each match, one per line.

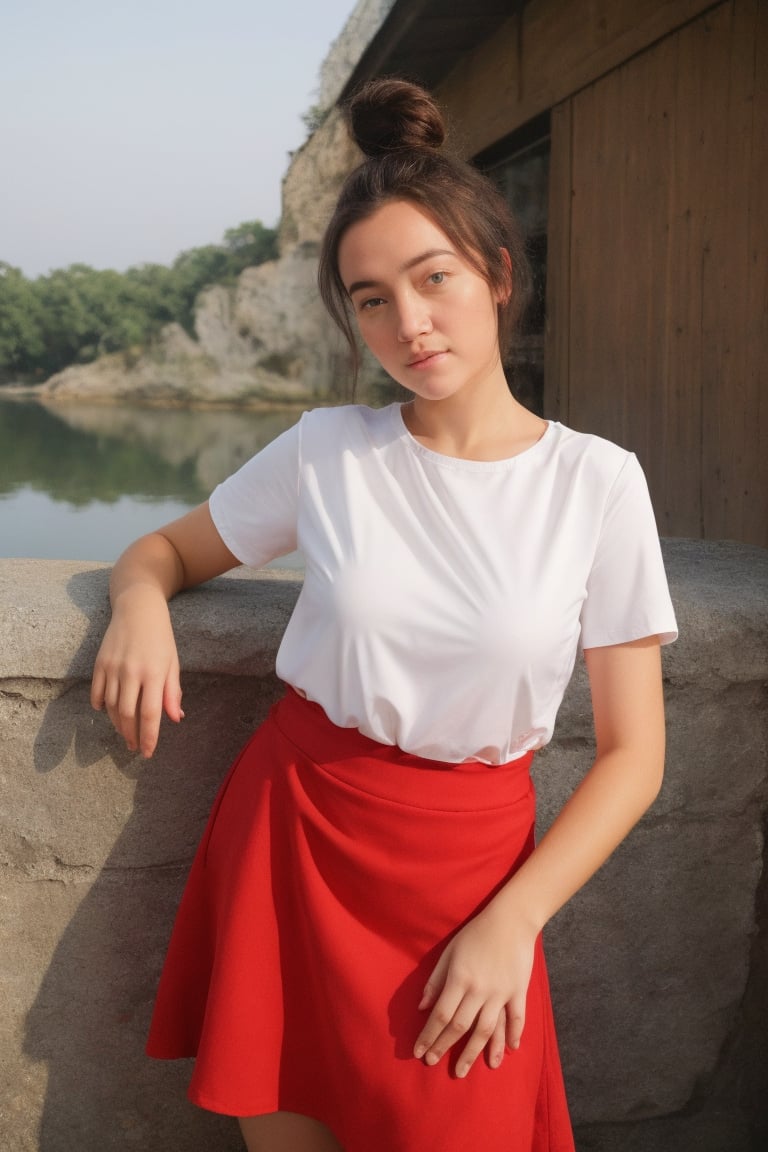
left=34, top=0, right=396, bottom=409
left=196, top=240, right=351, bottom=398
left=36, top=321, right=309, bottom=407
left=318, top=0, right=397, bottom=109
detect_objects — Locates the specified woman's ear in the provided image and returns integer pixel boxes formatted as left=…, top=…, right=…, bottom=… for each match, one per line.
left=496, top=248, right=514, bottom=305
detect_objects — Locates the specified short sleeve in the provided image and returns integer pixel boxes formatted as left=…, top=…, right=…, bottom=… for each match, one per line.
left=208, top=417, right=301, bottom=568
left=579, top=453, right=678, bottom=648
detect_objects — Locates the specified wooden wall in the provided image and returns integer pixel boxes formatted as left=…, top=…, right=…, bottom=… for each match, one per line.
left=437, top=0, right=767, bottom=545
left=438, top=0, right=717, bottom=154
left=546, top=0, right=767, bottom=544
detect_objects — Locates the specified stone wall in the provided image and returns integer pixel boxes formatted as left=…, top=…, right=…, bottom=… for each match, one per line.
left=317, top=0, right=397, bottom=109
left=1, top=542, right=766, bottom=1152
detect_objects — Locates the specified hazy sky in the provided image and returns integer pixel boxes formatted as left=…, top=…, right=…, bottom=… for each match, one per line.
left=1, top=0, right=357, bottom=278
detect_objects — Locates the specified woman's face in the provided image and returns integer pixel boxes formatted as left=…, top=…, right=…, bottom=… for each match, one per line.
left=338, top=199, right=505, bottom=403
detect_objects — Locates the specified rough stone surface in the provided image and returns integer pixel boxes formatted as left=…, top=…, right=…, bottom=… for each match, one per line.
left=0, top=561, right=300, bottom=682
left=1, top=541, right=766, bottom=1151
left=1, top=562, right=299, bottom=1151
left=222, top=245, right=349, bottom=396
left=31, top=318, right=312, bottom=408
left=317, top=0, right=397, bottom=110
left=278, top=108, right=361, bottom=254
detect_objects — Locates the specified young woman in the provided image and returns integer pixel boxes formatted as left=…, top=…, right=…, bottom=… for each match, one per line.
left=91, top=80, right=677, bottom=1152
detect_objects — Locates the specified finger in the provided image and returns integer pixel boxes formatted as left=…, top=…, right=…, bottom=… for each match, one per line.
left=115, top=677, right=142, bottom=751
left=417, top=949, right=450, bottom=1012
left=137, top=679, right=166, bottom=758
left=101, top=672, right=129, bottom=745
left=505, top=995, right=526, bottom=1050
left=486, top=1009, right=507, bottom=1071
left=102, top=668, right=119, bottom=718
left=417, top=990, right=482, bottom=1067
left=162, top=660, right=184, bottom=723
left=455, top=1003, right=502, bottom=1078
left=413, top=981, right=466, bottom=1060
left=90, top=664, right=106, bottom=710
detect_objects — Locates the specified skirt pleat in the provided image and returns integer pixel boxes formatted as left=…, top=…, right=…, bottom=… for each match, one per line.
left=146, top=688, right=574, bottom=1151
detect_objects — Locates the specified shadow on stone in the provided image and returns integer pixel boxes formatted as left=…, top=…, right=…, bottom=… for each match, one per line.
left=21, top=567, right=296, bottom=1151
left=31, top=568, right=137, bottom=778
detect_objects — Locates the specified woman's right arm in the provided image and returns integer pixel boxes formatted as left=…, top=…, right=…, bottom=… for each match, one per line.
left=91, top=501, right=240, bottom=759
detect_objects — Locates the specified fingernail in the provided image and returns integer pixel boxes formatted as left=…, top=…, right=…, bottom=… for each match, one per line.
left=456, top=1065, right=467, bottom=1079
left=425, top=1052, right=439, bottom=1066
left=492, top=1053, right=502, bottom=1068
left=180, top=710, right=185, bottom=719
left=414, top=1043, right=426, bottom=1059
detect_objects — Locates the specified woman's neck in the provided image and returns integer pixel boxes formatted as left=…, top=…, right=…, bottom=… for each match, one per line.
left=402, top=375, right=548, bottom=463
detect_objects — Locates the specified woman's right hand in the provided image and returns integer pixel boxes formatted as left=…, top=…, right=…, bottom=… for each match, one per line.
left=91, top=587, right=183, bottom=759
left=90, top=504, right=240, bottom=757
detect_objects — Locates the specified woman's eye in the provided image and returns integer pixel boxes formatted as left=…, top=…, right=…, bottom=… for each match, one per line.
left=428, top=271, right=446, bottom=285
left=360, top=296, right=385, bottom=311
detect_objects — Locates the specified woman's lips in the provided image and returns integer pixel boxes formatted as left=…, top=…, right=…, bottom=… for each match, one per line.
left=407, top=351, right=448, bottom=370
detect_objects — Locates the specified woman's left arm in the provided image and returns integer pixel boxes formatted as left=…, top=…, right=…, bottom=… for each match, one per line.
left=414, top=635, right=666, bottom=1077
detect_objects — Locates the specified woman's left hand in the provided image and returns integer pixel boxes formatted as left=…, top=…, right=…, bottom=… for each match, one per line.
left=413, top=901, right=538, bottom=1078
left=414, top=638, right=666, bottom=1080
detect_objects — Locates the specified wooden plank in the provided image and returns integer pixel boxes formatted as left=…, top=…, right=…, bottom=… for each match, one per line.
left=542, top=106, right=569, bottom=422
left=621, top=27, right=681, bottom=516
left=566, top=74, right=626, bottom=442
left=525, top=0, right=719, bottom=135
left=560, top=0, right=766, bottom=544
left=700, top=0, right=768, bottom=545
left=655, top=2, right=718, bottom=537
left=438, top=14, right=521, bottom=157
left=745, top=0, right=768, bottom=546
left=543, top=101, right=572, bottom=422
left=700, top=0, right=744, bottom=540
left=437, top=0, right=719, bottom=157
left=565, top=10, right=708, bottom=536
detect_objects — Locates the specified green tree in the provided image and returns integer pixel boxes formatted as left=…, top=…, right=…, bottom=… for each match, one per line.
left=0, top=264, right=46, bottom=381
left=223, top=220, right=279, bottom=275
left=0, top=219, right=278, bottom=382
left=170, top=245, right=233, bottom=332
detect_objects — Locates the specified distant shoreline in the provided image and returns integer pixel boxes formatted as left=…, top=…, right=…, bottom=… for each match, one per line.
left=0, top=384, right=318, bottom=413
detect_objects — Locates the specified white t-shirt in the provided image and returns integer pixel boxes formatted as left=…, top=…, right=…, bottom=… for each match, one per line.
left=209, top=403, right=677, bottom=764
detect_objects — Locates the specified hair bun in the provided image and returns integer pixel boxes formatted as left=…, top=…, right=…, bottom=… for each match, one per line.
left=347, top=78, right=445, bottom=158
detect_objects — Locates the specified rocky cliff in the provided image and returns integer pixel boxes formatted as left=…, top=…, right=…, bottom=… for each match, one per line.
left=33, top=0, right=395, bottom=408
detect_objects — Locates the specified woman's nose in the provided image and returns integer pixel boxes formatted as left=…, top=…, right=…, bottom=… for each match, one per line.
left=396, top=293, right=432, bottom=342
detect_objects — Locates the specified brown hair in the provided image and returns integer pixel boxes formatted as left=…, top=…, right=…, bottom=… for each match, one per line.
left=318, top=78, right=532, bottom=383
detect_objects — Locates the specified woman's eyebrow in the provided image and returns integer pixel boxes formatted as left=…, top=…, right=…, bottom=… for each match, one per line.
left=346, top=248, right=456, bottom=297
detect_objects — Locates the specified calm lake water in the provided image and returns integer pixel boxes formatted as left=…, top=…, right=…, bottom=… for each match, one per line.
left=0, top=399, right=304, bottom=565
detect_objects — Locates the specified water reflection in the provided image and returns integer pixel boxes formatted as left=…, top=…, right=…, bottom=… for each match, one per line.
left=0, top=400, right=304, bottom=561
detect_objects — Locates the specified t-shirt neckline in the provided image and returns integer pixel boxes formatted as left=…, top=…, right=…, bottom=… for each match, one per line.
left=392, top=403, right=555, bottom=472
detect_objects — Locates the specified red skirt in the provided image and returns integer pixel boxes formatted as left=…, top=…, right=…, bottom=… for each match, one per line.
left=147, top=688, right=574, bottom=1151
